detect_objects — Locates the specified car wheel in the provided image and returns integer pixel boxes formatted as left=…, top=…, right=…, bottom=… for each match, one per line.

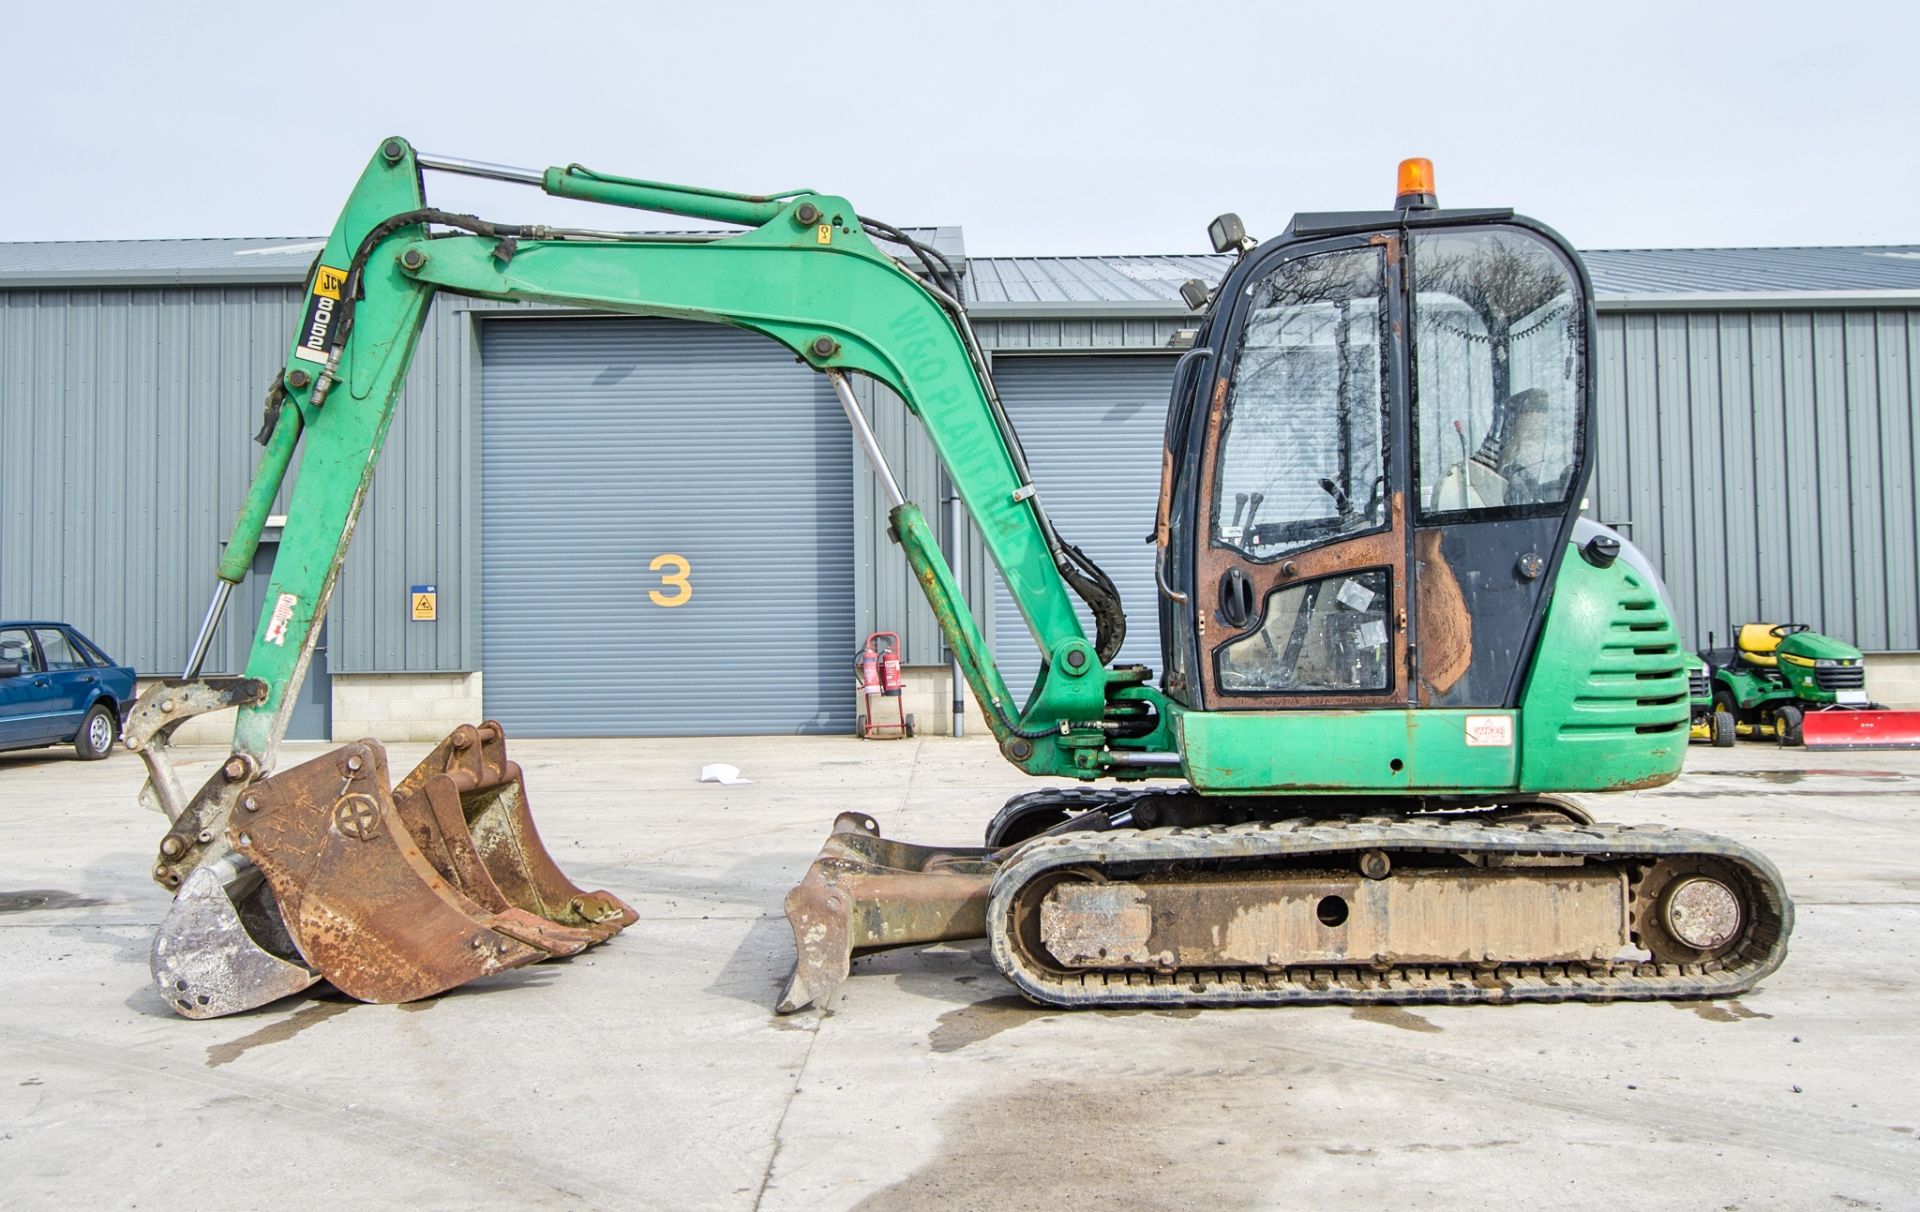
left=75, top=703, right=117, bottom=760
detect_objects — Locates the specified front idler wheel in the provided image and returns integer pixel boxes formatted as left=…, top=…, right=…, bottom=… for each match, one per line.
left=1631, top=857, right=1753, bottom=965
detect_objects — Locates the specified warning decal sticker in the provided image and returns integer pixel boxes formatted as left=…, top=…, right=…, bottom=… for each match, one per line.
left=265, top=593, right=299, bottom=646
left=1464, top=715, right=1514, bottom=747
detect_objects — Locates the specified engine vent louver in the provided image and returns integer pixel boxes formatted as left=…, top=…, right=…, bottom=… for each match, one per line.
left=1562, top=587, right=1688, bottom=737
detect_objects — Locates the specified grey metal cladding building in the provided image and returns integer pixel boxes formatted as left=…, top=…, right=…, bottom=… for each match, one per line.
left=4, top=231, right=1919, bottom=741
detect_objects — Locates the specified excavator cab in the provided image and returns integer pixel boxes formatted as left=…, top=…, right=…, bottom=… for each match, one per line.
left=1159, top=204, right=1590, bottom=714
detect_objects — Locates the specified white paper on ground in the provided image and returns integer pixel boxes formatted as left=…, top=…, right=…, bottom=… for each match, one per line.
left=699, top=763, right=753, bottom=785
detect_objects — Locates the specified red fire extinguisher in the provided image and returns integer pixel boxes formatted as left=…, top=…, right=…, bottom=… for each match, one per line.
left=857, top=636, right=883, bottom=697
left=876, top=631, right=904, bottom=697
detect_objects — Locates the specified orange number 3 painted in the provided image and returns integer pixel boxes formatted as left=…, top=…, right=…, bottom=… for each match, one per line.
left=648, top=553, right=692, bottom=607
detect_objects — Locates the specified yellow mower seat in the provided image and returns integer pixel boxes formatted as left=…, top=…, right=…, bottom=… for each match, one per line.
left=1737, top=623, right=1782, bottom=667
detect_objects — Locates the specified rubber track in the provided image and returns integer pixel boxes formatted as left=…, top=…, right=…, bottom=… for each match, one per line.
left=987, top=816, right=1793, bottom=1008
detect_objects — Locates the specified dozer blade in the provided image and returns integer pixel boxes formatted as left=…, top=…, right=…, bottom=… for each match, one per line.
left=1800, top=708, right=1920, bottom=750
left=230, top=724, right=635, bottom=1005
left=778, top=812, right=998, bottom=1013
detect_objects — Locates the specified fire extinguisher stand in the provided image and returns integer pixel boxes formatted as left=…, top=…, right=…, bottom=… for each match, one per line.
left=856, top=631, right=914, bottom=739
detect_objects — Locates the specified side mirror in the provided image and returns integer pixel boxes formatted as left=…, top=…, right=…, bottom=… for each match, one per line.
left=0, top=661, right=21, bottom=679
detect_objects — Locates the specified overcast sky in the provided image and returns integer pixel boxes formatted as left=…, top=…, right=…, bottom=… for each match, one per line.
left=7, top=1, right=1914, bottom=255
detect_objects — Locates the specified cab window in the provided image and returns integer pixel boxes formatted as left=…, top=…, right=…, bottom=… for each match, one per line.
left=1213, top=246, right=1387, bottom=559
left=1412, top=228, right=1583, bottom=516
left=1218, top=570, right=1391, bottom=693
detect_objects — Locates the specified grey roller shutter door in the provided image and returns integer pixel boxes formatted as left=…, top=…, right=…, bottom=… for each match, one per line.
left=480, top=318, right=856, bottom=735
left=989, top=355, right=1176, bottom=704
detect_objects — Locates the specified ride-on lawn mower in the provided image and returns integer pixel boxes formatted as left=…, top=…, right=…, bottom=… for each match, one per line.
left=1702, top=623, right=1920, bottom=750
left=1688, top=654, right=1735, bottom=747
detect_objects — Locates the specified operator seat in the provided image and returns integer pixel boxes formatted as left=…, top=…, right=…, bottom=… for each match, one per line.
left=1736, top=623, right=1782, bottom=668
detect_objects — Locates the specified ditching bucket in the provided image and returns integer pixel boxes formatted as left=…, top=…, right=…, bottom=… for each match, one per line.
left=778, top=812, right=999, bottom=1013
left=221, top=722, right=635, bottom=1006
left=1801, top=708, right=1920, bottom=750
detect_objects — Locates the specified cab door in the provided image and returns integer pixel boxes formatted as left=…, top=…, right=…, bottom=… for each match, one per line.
left=1189, top=234, right=1414, bottom=709
left=1405, top=225, right=1590, bottom=706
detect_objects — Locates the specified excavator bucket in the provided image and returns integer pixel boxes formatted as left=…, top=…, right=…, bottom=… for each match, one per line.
left=778, top=812, right=998, bottom=1013
left=229, top=722, right=636, bottom=1004
left=1800, top=708, right=1920, bottom=750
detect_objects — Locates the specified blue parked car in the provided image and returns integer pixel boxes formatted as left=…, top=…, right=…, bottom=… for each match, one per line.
left=0, top=622, right=136, bottom=760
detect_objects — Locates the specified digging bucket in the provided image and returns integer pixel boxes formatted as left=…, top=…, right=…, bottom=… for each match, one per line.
left=232, top=723, right=635, bottom=1004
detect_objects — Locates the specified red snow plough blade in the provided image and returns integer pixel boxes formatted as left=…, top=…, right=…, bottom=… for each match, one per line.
left=1800, top=708, right=1920, bottom=750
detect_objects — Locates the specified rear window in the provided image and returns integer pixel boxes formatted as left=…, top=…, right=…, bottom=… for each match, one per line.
left=73, top=632, right=116, bottom=668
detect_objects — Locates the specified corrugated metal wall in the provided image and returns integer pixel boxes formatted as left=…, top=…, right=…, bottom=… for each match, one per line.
left=0, top=285, right=473, bottom=675
left=986, top=355, right=1176, bottom=702
left=1589, top=308, right=1920, bottom=651
left=6, top=280, right=1916, bottom=691
left=846, top=376, right=992, bottom=667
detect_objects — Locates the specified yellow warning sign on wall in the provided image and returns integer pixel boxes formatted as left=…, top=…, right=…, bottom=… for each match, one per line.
left=410, top=584, right=438, bottom=622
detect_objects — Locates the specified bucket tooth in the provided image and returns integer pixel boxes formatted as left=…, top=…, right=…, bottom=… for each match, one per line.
left=232, top=728, right=633, bottom=1006
left=777, top=811, right=999, bottom=1013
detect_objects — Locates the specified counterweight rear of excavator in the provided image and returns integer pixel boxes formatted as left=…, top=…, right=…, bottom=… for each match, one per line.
left=134, top=141, right=1790, bottom=1020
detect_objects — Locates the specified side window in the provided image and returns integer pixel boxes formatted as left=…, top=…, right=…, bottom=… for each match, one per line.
left=1413, top=229, right=1583, bottom=515
left=0, top=629, right=43, bottom=674
left=1218, top=570, right=1391, bottom=693
left=1214, top=247, right=1387, bottom=559
left=35, top=629, right=88, bottom=672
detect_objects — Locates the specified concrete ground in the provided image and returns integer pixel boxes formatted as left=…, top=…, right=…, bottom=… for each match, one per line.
left=2, top=732, right=1916, bottom=1211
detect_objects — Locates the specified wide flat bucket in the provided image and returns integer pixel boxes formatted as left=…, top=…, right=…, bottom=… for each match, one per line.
left=233, top=722, right=635, bottom=1003
left=778, top=812, right=998, bottom=1013
left=1801, top=708, right=1920, bottom=750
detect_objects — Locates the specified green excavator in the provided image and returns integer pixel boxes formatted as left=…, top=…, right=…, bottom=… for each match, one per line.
left=129, top=143, right=1791, bottom=1019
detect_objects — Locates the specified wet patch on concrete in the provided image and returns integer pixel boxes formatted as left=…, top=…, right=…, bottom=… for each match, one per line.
left=851, top=1076, right=1275, bottom=1211
left=1351, top=1006, right=1443, bottom=1033
left=205, top=999, right=352, bottom=1068
left=929, top=996, right=1057, bottom=1053
left=1705, top=769, right=1905, bottom=783
left=1684, top=1000, right=1774, bottom=1023
left=0, top=890, right=105, bottom=914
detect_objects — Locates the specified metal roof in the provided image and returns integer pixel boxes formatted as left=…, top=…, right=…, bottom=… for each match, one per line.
left=0, top=226, right=966, bottom=289
left=6, top=231, right=1918, bottom=311
left=962, top=245, right=1920, bottom=314
left=0, top=237, right=330, bottom=286
left=962, top=253, right=1231, bottom=310
left=1582, top=246, right=1920, bottom=294
left=967, top=243, right=1920, bottom=313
